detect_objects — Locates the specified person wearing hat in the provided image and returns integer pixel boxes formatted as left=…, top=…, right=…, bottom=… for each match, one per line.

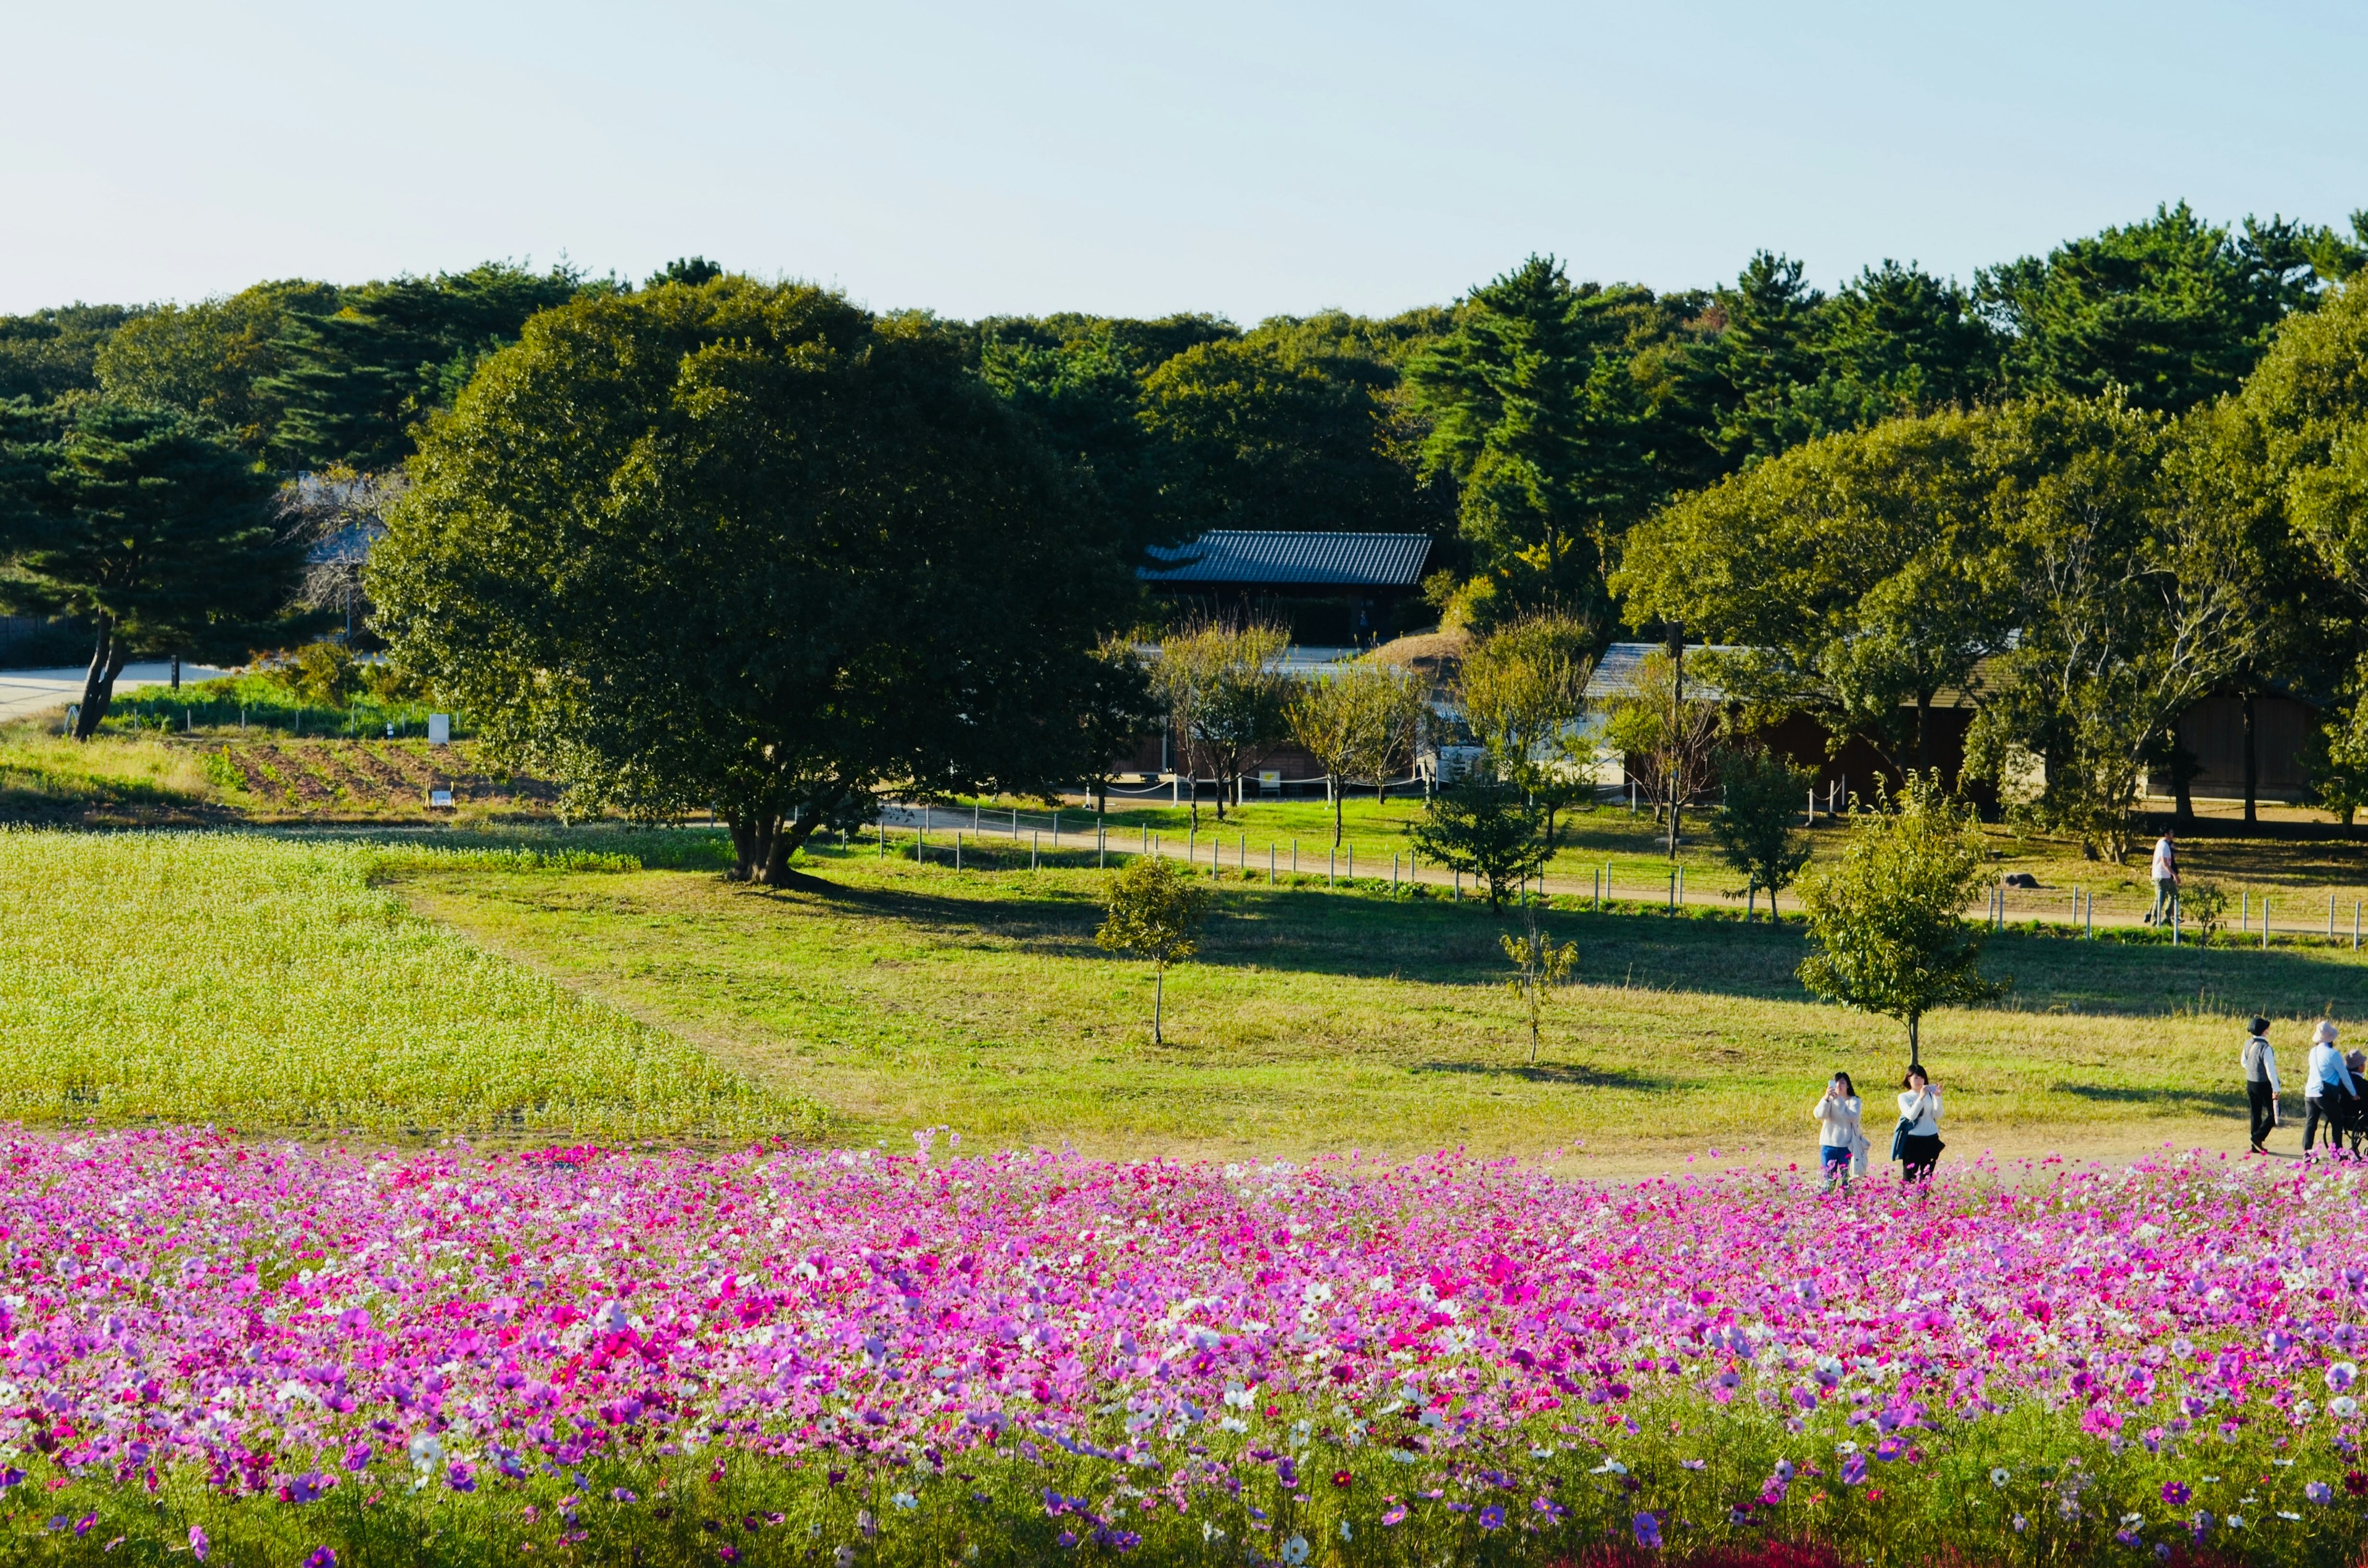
left=2302, top=1019, right=2361, bottom=1154
left=2240, top=1016, right=2280, bottom=1153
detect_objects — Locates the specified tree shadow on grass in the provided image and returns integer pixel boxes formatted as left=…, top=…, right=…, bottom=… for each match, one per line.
left=1408, top=1059, right=1680, bottom=1091
left=2052, top=1082, right=2248, bottom=1115
left=753, top=866, right=2368, bottom=1024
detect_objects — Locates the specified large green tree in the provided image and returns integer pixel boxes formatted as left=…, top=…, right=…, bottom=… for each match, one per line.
left=94, top=279, right=346, bottom=459
left=266, top=261, right=594, bottom=470
left=1616, top=409, right=2006, bottom=772
left=1404, top=257, right=1667, bottom=620
left=368, top=277, right=1136, bottom=884
left=0, top=304, right=136, bottom=404
left=0, top=400, right=304, bottom=734
left=1976, top=202, right=2356, bottom=413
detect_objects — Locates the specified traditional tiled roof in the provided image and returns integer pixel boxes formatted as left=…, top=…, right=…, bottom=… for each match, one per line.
left=1139, top=531, right=1433, bottom=588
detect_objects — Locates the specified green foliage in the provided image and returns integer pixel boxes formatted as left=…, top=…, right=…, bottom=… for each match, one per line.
left=1710, top=745, right=1815, bottom=918
left=1404, top=256, right=1674, bottom=617
left=264, top=261, right=592, bottom=470
left=1149, top=620, right=1291, bottom=825
left=1095, top=854, right=1214, bottom=1043
left=1707, top=253, right=1999, bottom=462
left=1976, top=202, right=2355, bottom=412
left=1457, top=613, right=1597, bottom=838
left=0, top=400, right=308, bottom=734
left=2181, top=878, right=2229, bottom=945
left=1499, top=914, right=1577, bottom=1064
left=1616, top=408, right=2003, bottom=773
left=1598, top=648, right=1724, bottom=856
left=93, top=278, right=346, bottom=458
left=0, top=302, right=136, bottom=403
left=1796, top=774, right=2003, bottom=1064
left=266, top=638, right=365, bottom=705
left=1285, top=657, right=1428, bottom=844
left=1409, top=784, right=1547, bottom=911
left=1967, top=395, right=2260, bottom=861
left=0, top=829, right=809, bottom=1136
left=370, top=276, right=1130, bottom=885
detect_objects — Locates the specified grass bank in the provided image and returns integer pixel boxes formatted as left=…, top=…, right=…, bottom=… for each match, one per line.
left=384, top=830, right=2368, bottom=1162
left=0, top=829, right=817, bottom=1139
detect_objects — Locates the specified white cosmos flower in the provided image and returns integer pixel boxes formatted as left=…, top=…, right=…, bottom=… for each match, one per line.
left=1280, top=1535, right=1310, bottom=1566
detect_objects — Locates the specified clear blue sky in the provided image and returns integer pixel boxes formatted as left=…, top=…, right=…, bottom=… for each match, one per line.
left=4, top=0, right=2362, bottom=321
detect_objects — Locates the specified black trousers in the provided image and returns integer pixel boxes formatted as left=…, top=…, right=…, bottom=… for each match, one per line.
left=2248, top=1078, right=2277, bottom=1148
left=1901, top=1132, right=1942, bottom=1183
left=2302, top=1095, right=2351, bottom=1152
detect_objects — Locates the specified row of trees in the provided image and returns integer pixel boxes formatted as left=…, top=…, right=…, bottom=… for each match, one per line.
left=1616, top=273, right=2368, bottom=859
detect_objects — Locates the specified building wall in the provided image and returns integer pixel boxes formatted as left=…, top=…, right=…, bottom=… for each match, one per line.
left=2165, top=694, right=2315, bottom=801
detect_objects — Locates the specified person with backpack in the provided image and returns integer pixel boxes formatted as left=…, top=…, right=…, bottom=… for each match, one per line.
left=2302, top=1020, right=2361, bottom=1155
left=2241, top=1016, right=2280, bottom=1153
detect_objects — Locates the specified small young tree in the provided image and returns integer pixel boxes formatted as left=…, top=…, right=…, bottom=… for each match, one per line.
left=1500, top=909, right=1579, bottom=1065
left=1600, top=647, right=1723, bottom=858
left=1460, top=613, right=1599, bottom=846
left=1095, top=855, right=1214, bottom=1046
left=1796, top=773, right=2004, bottom=1069
left=1410, top=784, right=1548, bottom=911
left=1286, top=659, right=1430, bottom=845
left=1150, top=619, right=1289, bottom=827
left=1709, top=745, right=1816, bottom=921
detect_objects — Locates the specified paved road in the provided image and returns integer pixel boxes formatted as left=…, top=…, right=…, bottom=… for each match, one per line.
left=0, top=663, right=234, bottom=724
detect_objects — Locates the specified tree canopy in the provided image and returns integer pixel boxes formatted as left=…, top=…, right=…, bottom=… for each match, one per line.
left=368, top=276, right=1134, bottom=884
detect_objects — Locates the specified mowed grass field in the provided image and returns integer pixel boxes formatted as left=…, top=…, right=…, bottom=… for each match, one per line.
left=0, top=830, right=815, bottom=1139
left=8, top=826, right=2367, bottom=1163
left=384, top=831, right=2368, bottom=1166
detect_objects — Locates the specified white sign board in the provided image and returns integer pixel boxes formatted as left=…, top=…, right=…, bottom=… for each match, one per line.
left=428, top=787, right=454, bottom=808
left=427, top=713, right=451, bottom=745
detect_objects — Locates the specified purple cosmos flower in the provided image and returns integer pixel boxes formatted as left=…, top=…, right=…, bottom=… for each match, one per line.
left=1380, top=1508, right=1407, bottom=1527
left=446, top=1461, right=476, bottom=1493
left=610, top=1489, right=639, bottom=1504
left=1477, top=1506, right=1505, bottom=1530
left=190, top=1527, right=210, bottom=1562
left=1839, top=1453, right=1867, bottom=1486
left=1632, top=1512, right=1663, bottom=1549
left=73, top=1514, right=96, bottom=1537
left=302, top=1551, right=337, bottom=1568
left=2162, top=1481, right=2190, bottom=1506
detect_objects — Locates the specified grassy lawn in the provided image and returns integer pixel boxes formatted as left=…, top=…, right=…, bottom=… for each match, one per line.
left=383, top=830, right=2368, bottom=1164
left=0, top=830, right=813, bottom=1138
left=977, top=790, right=2368, bottom=929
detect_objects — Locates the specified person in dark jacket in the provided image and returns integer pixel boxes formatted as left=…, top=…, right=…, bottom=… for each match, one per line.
left=2241, top=1016, right=2280, bottom=1153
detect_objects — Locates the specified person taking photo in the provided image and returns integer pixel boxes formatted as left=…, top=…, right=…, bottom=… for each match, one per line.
left=1810, top=1073, right=1864, bottom=1194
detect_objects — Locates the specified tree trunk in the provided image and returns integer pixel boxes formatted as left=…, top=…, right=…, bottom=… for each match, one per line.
left=726, top=814, right=776, bottom=883
left=72, top=618, right=127, bottom=741
left=1187, top=771, right=1201, bottom=833
left=1907, top=1012, right=1921, bottom=1072
left=1915, top=693, right=1932, bottom=774
left=1153, top=965, right=1164, bottom=1046
left=2242, top=691, right=2258, bottom=826
left=1332, top=779, right=1343, bottom=848
left=2173, top=718, right=2193, bottom=826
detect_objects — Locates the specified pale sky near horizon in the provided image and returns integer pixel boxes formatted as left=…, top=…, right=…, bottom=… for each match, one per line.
left=2, top=1, right=2362, bottom=322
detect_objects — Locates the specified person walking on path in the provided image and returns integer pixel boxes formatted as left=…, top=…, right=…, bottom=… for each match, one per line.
left=1811, top=1073, right=1864, bottom=1194
left=2145, top=831, right=2179, bottom=926
left=2242, top=1016, right=2280, bottom=1153
left=1894, top=1066, right=1944, bottom=1185
left=2301, top=1020, right=2360, bottom=1154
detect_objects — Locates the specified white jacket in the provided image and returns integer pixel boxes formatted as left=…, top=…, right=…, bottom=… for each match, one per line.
left=2241, top=1036, right=2280, bottom=1093
left=1811, top=1093, right=1863, bottom=1149
left=1897, top=1087, right=1942, bottom=1136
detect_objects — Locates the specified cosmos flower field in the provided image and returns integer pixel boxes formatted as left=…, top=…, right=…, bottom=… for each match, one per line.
left=1, top=1131, right=2364, bottom=1566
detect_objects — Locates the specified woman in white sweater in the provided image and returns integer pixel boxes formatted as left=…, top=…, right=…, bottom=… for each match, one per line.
left=1896, top=1066, right=1944, bottom=1184
left=1811, top=1073, right=1864, bottom=1193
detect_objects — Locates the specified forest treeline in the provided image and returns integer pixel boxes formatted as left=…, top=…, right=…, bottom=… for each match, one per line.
left=8, top=203, right=2368, bottom=851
